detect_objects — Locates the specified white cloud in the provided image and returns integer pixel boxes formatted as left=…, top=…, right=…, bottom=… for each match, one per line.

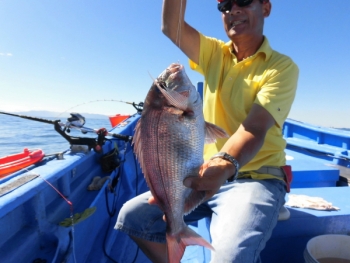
left=0, top=53, right=13, bottom=56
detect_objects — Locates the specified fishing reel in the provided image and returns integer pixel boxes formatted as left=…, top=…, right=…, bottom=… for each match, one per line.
left=55, top=115, right=106, bottom=153
left=131, top=102, right=144, bottom=114
left=63, top=113, right=86, bottom=133
left=57, top=113, right=132, bottom=153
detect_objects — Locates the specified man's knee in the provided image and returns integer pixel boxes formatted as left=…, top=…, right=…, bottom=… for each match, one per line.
left=117, top=192, right=151, bottom=226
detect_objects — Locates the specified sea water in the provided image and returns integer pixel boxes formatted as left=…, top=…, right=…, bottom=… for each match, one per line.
left=0, top=114, right=111, bottom=157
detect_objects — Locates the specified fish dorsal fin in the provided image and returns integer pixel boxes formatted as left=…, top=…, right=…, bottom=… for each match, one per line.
left=154, top=81, right=189, bottom=111
left=132, top=120, right=143, bottom=165
left=204, top=121, right=229, bottom=144
left=132, top=119, right=155, bottom=192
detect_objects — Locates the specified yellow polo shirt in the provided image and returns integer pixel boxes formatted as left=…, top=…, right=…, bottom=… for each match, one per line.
left=190, top=33, right=299, bottom=177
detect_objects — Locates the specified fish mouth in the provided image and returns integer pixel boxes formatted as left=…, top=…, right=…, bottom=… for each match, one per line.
left=155, top=64, right=182, bottom=90
left=167, top=63, right=183, bottom=73
left=156, top=66, right=183, bottom=92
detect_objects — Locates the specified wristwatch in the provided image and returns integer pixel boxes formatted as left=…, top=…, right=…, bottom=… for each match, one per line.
left=210, top=152, right=240, bottom=181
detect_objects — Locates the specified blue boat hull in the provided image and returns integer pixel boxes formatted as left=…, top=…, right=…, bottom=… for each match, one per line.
left=0, top=113, right=349, bottom=263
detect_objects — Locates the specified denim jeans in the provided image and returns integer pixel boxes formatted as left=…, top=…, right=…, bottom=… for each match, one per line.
left=115, top=178, right=286, bottom=263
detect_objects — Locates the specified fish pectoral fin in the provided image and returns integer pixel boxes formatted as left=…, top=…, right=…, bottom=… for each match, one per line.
left=204, top=121, right=229, bottom=144
left=184, top=190, right=206, bottom=215
left=166, top=226, right=214, bottom=263
left=155, top=81, right=189, bottom=111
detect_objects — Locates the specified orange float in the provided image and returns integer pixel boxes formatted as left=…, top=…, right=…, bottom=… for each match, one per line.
left=109, top=114, right=130, bottom=127
left=0, top=148, right=45, bottom=178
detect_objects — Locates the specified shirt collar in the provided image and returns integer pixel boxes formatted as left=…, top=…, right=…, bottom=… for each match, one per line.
left=223, top=36, right=273, bottom=62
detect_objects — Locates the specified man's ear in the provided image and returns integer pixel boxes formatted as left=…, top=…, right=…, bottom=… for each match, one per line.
left=263, top=1, right=272, bottom=17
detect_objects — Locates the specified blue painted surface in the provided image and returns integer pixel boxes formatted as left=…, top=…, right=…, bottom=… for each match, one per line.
left=0, top=114, right=146, bottom=263
left=197, top=82, right=203, bottom=100
left=262, top=187, right=350, bottom=263
left=285, top=148, right=340, bottom=188
left=0, top=110, right=350, bottom=263
left=284, top=119, right=350, bottom=167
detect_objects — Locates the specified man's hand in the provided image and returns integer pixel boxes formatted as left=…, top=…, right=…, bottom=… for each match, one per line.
left=148, top=196, right=167, bottom=221
left=183, top=158, right=236, bottom=202
left=148, top=158, right=235, bottom=221
left=148, top=196, right=157, bottom=206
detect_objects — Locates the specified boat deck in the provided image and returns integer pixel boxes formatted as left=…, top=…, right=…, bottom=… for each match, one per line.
left=0, top=114, right=349, bottom=263
left=265, top=187, right=350, bottom=263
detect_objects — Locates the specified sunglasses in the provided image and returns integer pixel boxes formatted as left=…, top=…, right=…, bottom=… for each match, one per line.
left=217, top=0, right=260, bottom=13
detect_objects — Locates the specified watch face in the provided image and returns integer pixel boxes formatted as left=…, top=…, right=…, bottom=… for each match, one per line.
left=218, top=152, right=226, bottom=158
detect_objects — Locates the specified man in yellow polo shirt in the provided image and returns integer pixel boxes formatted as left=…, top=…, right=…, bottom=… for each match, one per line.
left=193, top=33, right=298, bottom=177
left=116, top=0, right=298, bottom=262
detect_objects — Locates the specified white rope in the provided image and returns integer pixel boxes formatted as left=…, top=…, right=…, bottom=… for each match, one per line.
left=175, top=0, right=184, bottom=48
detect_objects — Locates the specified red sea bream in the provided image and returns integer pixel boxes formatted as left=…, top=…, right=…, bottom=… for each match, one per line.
left=133, top=63, right=228, bottom=263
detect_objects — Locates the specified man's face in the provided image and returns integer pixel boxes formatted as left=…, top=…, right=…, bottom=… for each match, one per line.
left=221, top=0, right=271, bottom=40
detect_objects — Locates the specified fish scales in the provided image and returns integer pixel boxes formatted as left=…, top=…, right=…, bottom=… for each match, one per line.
left=133, top=63, right=228, bottom=263
left=142, top=109, right=199, bottom=217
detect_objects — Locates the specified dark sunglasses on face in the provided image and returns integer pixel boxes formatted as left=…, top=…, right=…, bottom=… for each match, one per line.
left=217, top=0, right=258, bottom=13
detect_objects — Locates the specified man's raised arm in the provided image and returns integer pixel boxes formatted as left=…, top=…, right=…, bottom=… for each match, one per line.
left=161, top=0, right=200, bottom=64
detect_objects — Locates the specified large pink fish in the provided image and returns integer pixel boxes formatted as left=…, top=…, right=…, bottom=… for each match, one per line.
left=133, top=63, right=228, bottom=263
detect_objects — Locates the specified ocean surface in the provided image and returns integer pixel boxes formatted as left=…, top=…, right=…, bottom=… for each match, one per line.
left=0, top=114, right=112, bottom=157
left=1, top=113, right=349, bottom=158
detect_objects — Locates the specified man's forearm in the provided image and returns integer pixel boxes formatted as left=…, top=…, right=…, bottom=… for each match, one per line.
left=161, top=0, right=187, bottom=42
left=220, top=124, right=266, bottom=169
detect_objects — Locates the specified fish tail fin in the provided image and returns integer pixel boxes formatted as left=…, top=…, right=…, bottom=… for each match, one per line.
left=166, top=226, right=214, bottom=263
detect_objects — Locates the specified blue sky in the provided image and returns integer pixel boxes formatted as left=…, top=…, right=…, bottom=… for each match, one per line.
left=0, top=1, right=349, bottom=128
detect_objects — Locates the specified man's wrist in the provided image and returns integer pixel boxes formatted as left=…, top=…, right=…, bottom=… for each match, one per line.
left=210, top=152, right=240, bottom=181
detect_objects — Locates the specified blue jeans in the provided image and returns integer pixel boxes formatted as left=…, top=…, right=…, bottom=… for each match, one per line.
left=115, top=178, right=286, bottom=263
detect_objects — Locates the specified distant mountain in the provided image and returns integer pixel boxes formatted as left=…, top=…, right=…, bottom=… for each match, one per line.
left=4, top=110, right=109, bottom=120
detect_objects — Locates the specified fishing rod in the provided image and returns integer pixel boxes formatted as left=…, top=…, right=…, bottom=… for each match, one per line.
left=0, top=111, right=133, bottom=152
left=57, top=99, right=144, bottom=117
left=0, top=111, right=57, bottom=125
